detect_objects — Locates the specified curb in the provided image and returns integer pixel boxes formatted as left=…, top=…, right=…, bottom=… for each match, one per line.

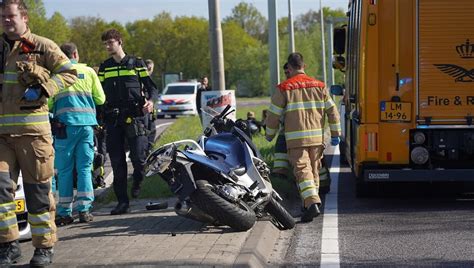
left=234, top=221, right=280, bottom=267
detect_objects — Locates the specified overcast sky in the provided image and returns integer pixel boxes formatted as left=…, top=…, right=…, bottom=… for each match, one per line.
left=43, top=0, right=348, bottom=24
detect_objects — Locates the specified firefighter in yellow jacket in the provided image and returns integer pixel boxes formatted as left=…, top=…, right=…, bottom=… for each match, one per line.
left=0, top=0, right=77, bottom=266
left=265, top=52, right=341, bottom=223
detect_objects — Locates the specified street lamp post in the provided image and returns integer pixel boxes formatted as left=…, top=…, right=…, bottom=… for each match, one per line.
left=208, top=0, right=225, bottom=91
left=288, top=0, right=295, bottom=53
left=319, top=0, right=327, bottom=84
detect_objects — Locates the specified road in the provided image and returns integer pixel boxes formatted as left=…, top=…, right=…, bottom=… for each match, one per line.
left=269, top=147, right=474, bottom=267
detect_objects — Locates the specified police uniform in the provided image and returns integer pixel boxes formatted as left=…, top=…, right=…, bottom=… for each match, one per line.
left=265, top=72, right=341, bottom=210
left=98, top=55, right=157, bottom=207
left=0, top=30, right=77, bottom=248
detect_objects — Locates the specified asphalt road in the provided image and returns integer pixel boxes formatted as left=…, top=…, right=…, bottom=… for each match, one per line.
left=270, top=148, right=474, bottom=267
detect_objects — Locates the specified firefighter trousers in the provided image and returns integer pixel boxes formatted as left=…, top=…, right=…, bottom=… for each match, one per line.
left=55, top=126, right=95, bottom=217
left=0, top=134, right=57, bottom=248
left=287, top=145, right=324, bottom=208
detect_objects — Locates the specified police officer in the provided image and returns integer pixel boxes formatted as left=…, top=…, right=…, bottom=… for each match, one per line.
left=265, top=53, right=341, bottom=223
left=98, top=29, right=158, bottom=215
left=0, top=0, right=77, bottom=266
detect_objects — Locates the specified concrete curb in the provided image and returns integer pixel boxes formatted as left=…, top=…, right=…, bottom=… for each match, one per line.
left=234, top=221, right=280, bottom=267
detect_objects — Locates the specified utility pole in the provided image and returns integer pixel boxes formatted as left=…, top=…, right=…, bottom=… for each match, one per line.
left=288, top=0, right=295, bottom=53
left=328, top=18, right=334, bottom=87
left=208, top=0, right=225, bottom=90
left=319, top=0, right=327, bottom=84
left=268, top=0, right=280, bottom=95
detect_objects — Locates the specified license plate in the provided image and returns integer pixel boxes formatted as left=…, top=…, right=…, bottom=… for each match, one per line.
left=380, top=102, right=411, bottom=122
left=169, top=106, right=180, bottom=110
left=15, top=199, right=25, bottom=213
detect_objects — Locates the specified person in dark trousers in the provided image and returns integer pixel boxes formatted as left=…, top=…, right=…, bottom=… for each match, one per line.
left=272, top=62, right=291, bottom=179
left=196, top=75, right=210, bottom=122
left=145, top=59, right=157, bottom=154
left=98, top=29, right=158, bottom=215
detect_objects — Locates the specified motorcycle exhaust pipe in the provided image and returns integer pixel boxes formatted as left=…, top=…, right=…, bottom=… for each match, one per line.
left=174, top=201, right=216, bottom=224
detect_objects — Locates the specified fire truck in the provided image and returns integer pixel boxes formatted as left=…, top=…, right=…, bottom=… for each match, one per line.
left=331, top=0, right=474, bottom=196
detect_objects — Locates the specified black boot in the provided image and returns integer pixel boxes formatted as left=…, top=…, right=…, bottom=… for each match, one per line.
left=301, top=203, right=321, bottom=223
left=110, top=203, right=130, bottom=215
left=131, top=181, right=141, bottom=198
left=0, top=240, right=21, bottom=265
left=30, top=247, right=53, bottom=267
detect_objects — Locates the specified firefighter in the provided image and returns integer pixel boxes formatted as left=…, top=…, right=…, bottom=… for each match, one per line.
left=265, top=53, right=341, bottom=223
left=0, top=0, right=77, bottom=266
left=98, top=29, right=158, bottom=215
left=51, top=42, right=105, bottom=225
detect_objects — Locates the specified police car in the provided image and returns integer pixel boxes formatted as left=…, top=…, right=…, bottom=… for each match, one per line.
left=16, top=173, right=31, bottom=241
left=156, top=81, right=199, bottom=118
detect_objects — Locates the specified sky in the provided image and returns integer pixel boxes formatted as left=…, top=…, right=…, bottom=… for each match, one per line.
left=43, top=0, right=348, bottom=24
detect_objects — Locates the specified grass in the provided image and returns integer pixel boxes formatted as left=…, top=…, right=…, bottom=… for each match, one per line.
left=96, top=104, right=296, bottom=204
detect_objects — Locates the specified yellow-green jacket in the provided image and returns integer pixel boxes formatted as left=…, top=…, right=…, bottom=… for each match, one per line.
left=265, top=72, right=341, bottom=149
left=0, top=29, right=77, bottom=135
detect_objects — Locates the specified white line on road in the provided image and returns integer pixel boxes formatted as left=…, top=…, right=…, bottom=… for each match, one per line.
left=321, top=146, right=340, bottom=268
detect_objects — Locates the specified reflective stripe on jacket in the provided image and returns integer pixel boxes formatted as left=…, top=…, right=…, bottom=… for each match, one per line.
left=49, top=63, right=105, bottom=126
left=265, top=72, right=341, bottom=149
left=98, top=56, right=158, bottom=109
left=0, top=29, right=77, bottom=135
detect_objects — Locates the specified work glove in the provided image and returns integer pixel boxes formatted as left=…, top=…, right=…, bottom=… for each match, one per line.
left=17, top=61, right=50, bottom=87
left=23, top=86, right=42, bottom=101
left=330, top=136, right=341, bottom=146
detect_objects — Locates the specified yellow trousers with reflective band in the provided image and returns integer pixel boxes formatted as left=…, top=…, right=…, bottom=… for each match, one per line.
left=0, top=135, right=57, bottom=248
left=287, top=145, right=324, bottom=208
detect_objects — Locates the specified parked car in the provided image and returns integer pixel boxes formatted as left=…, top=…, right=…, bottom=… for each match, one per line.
left=156, top=81, right=199, bottom=118
left=16, top=173, right=31, bottom=241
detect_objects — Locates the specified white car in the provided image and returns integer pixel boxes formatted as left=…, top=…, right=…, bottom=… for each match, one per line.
left=15, top=174, right=31, bottom=241
left=157, top=81, right=199, bottom=118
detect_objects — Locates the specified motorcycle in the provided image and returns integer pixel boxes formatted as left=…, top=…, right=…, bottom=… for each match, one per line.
left=144, top=105, right=295, bottom=231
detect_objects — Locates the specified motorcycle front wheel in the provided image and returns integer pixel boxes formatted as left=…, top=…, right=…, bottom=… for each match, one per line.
left=191, top=180, right=256, bottom=232
left=265, top=197, right=296, bottom=230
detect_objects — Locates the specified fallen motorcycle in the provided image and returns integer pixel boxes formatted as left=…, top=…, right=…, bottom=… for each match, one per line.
left=145, top=105, right=295, bottom=231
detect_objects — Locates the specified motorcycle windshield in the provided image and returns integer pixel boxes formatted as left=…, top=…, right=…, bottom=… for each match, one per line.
left=205, top=133, right=246, bottom=168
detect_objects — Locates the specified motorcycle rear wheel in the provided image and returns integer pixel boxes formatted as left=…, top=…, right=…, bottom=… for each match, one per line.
left=191, top=180, right=256, bottom=232
left=265, top=197, right=295, bottom=230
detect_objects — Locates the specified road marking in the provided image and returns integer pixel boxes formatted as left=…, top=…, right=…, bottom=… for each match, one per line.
left=321, top=146, right=340, bottom=268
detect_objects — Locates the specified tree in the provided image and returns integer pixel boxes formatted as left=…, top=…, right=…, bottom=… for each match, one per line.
left=69, top=17, right=112, bottom=67
left=43, top=12, right=71, bottom=45
left=222, top=21, right=267, bottom=95
left=24, top=0, right=47, bottom=35
left=223, top=2, right=267, bottom=43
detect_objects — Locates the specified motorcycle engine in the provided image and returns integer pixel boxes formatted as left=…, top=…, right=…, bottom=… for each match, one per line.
left=216, top=184, right=242, bottom=203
